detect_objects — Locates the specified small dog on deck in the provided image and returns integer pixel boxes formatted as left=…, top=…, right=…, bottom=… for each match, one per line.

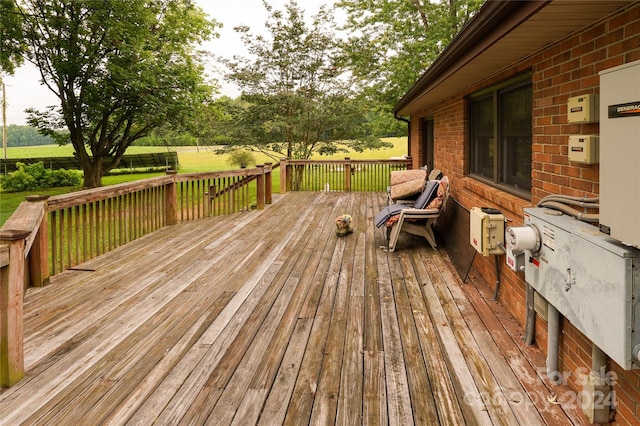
left=335, top=214, right=353, bottom=236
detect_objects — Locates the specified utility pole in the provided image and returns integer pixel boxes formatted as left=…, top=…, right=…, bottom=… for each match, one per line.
left=1, top=78, right=6, bottom=160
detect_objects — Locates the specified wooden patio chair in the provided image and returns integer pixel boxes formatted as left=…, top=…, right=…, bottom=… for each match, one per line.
left=377, top=175, right=450, bottom=252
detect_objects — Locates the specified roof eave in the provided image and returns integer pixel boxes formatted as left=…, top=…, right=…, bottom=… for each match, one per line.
left=393, top=1, right=550, bottom=116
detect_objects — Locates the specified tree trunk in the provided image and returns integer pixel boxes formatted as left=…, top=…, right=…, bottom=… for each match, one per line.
left=82, top=164, right=103, bottom=188
left=69, top=129, right=104, bottom=188
left=73, top=141, right=107, bottom=188
left=76, top=153, right=104, bottom=188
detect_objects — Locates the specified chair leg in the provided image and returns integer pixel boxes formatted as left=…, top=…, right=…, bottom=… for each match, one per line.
left=385, top=226, right=392, bottom=251
left=422, top=218, right=437, bottom=250
left=424, top=225, right=437, bottom=250
left=387, top=221, right=404, bottom=252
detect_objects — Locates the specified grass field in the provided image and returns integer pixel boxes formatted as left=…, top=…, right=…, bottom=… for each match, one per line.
left=0, top=138, right=407, bottom=225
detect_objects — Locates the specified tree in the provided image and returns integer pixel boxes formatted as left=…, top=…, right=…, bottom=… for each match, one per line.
left=0, top=0, right=26, bottom=74
left=219, top=0, right=390, bottom=161
left=338, top=0, right=484, bottom=108
left=19, top=0, right=219, bottom=187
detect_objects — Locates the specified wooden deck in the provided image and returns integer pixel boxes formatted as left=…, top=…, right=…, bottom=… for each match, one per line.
left=0, top=191, right=588, bottom=425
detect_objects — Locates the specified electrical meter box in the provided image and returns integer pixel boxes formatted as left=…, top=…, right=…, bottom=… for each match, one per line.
left=470, top=207, right=505, bottom=256
left=568, top=135, right=599, bottom=164
left=567, top=94, right=599, bottom=123
left=523, top=208, right=640, bottom=369
left=599, top=60, right=640, bottom=248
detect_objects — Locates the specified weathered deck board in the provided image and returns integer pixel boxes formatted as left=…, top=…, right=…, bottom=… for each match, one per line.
left=460, top=261, right=591, bottom=425
left=0, top=192, right=589, bottom=425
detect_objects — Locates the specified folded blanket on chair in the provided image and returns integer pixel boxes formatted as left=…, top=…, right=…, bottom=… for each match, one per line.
left=374, top=204, right=411, bottom=228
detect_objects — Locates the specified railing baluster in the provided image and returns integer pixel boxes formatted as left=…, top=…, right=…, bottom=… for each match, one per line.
left=108, top=198, right=114, bottom=253
left=101, top=199, right=107, bottom=256
left=123, top=194, right=134, bottom=243
left=51, top=211, right=58, bottom=275
left=88, top=202, right=94, bottom=260
left=67, top=208, right=72, bottom=269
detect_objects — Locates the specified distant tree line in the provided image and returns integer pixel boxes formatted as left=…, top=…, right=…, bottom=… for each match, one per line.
left=2, top=125, right=55, bottom=146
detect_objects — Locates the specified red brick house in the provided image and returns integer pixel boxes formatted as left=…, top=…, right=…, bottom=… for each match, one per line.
left=393, top=1, right=640, bottom=424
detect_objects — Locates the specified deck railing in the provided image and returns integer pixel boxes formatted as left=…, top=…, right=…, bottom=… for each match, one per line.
left=0, top=157, right=407, bottom=387
left=279, top=158, right=412, bottom=192
left=0, top=164, right=272, bottom=386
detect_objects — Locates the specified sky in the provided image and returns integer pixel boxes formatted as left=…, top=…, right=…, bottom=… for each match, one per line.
left=2, top=0, right=338, bottom=125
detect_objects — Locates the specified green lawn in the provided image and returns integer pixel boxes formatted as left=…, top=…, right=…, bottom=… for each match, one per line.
left=0, top=138, right=407, bottom=225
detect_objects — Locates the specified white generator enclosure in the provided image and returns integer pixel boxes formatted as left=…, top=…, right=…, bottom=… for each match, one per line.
left=523, top=208, right=640, bottom=369
left=599, top=60, right=640, bottom=248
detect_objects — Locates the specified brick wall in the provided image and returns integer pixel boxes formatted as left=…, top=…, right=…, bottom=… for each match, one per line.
left=409, top=4, right=640, bottom=424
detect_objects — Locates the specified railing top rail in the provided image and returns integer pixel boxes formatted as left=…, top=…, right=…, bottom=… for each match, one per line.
left=0, top=198, right=47, bottom=267
left=46, top=175, right=174, bottom=211
left=285, top=159, right=412, bottom=165
left=0, top=198, right=46, bottom=235
left=175, top=166, right=266, bottom=182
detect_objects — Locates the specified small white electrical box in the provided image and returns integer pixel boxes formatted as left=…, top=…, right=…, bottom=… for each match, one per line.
left=470, top=207, right=505, bottom=256
left=567, top=94, right=599, bottom=123
left=568, top=135, right=599, bottom=164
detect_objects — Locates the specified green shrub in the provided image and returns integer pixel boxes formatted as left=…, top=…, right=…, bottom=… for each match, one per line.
left=228, top=150, right=255, bottom=168
left=0, top=162, right=82, bottom=192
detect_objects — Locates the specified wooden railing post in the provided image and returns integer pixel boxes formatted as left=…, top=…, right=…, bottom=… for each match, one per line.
left=344, top=157, right=352, bottom=192
left=280, top=158, right=289, bottom=194
left=165, top=170, right=178, bottom=225
left=264, top=162, right=273, bottom=204
left=256, top=165, right=265, bottom=210
left=26, top=195, right=50, bottom=287
left=0, top=229, right=30, bottom=387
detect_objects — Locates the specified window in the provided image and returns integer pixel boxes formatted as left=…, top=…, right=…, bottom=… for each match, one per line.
left=469, top=77, right=532, bottom=197
left=420, top=117, right=434, bottom=170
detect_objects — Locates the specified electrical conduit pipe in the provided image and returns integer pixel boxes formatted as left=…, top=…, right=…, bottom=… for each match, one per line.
left=547, top=304, right=561, bottom=384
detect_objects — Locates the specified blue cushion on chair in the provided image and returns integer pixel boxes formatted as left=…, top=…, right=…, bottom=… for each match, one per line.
left=374, top=204, right=409, bottom=228
left=413, top=180, right=439, bottom=209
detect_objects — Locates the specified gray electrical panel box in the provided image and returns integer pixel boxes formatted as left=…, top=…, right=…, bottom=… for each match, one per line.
left=599, top=60, right=640, bottom=248
left=523, top=208, right=640, bottom=369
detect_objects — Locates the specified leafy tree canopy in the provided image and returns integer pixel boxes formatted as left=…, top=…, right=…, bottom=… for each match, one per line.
left=20, top=0, right=219, bottom=187
left=338, top=0, right=484, bottom=107
left=0, top=0, right=26, bottom=74
left=218, top=0, right=391, bottom=161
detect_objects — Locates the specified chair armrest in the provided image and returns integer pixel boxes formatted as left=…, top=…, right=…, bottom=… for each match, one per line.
left=398, top=208, right=441, bottom=219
